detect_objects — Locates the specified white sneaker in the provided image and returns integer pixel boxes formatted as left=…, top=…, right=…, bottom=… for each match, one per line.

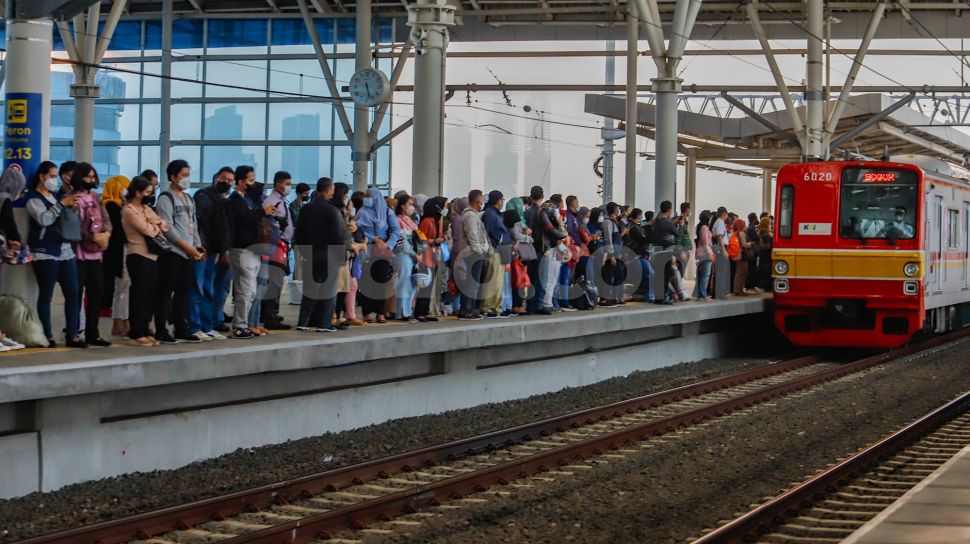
left=1, top=337, right=25, bottom=350
left=204, top=330, right=226, bottom=340
left=0, top=345, right=10, bottom=352
left=193, top=331, right=213, bottom=342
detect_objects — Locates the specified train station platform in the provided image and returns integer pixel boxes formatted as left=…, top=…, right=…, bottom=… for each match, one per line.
left=843, top=444, right=970, bottom=544
left=0, top=296, right=769, bottom=499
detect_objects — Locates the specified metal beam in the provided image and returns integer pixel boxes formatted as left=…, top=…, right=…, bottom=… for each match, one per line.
left=829, top=93, right=916, bottom=149
left=631, top=0, right=666, bottom=65
left=371, top=118, right=413, bottom=151
left=625, top=2, right=638, bottom=207
left=824, top=0, right=887, bottom=135
left=370, top=40, right=413, bottom=139
left=877, top=121, right=970, bottom=161
left=94, top=0, right=128, bottom=64
left=296, top=0, right=353, bottom=138
left=720, top=92, right=801, bottom=147
left=160, top=0, right=173, bottom=170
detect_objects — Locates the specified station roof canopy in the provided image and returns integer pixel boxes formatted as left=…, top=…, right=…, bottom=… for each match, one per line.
left=585, top=93, right=970, bottom=170
left=92, top=1, right=970, bottom=41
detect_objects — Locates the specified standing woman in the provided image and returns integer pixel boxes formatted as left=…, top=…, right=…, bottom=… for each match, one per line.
left=415, top=196, right=447, bottom=322
left=344, top=191, right=367, bottom=326
left=355, top=187, right=400, bottom=324
left=26, top=161, right=85, bottom=348
left=101, top=176, right=130, bottom=337
left=122, top=176, right=167, bottom=346
left=394, top=194, right=419, bottom=322
left=694, top=211, right=714, bottom=300
left=72, top=163, right=112, bottom=346
left=731, top=217, right=753, bottom=295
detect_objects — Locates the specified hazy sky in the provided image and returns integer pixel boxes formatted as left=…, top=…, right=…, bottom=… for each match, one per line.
left=389, top=37, right=970, bottom=214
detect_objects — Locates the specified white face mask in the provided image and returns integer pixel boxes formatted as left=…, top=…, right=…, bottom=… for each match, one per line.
left=283, top=187, right=292, bottom=197
left=441, top=208, right=449, bottom=218
left=44, top=177, right=59, bottom=192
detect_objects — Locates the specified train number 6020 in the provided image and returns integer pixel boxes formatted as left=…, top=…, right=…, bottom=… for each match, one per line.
left=803, top=171, right=834, bottom=182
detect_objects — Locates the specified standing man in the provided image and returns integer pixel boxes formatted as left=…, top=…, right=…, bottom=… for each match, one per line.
left=261, top=171, right=294, bottom=330
left=189, top=166, right=234, bottom=341
left=287, top=182, right=312, bottom=306
left=294, top=178, right=347, bottom=332
left=524, top=185, right=546, bottom=313
left=155, top=159, right=206, bottom=344
left=227, top=165, right=276, bottom=339
left=480, top=190, right=510, bottom=319
left=458, top=190, right=491, bottom=320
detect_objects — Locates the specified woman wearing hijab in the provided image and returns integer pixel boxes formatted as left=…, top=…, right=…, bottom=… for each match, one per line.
left=101, top=176, right=130, bottom=336
left=415, top=196, right=447, bottom=322
left=355, top=187, right=400, bottom=324
left=0, top=165, right=26, bottom=351
left=393, top=194, right=420, bottom=322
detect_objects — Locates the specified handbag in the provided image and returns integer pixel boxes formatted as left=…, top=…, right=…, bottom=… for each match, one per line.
left=511, top=257, right=531, bottom=289
left=436, top=240, right=451, bottom=263
left=516, top=242, right=538, bottom=262
left=497, top=243, right=514, bottom=265
left=145, top=233, right=173, bottom=255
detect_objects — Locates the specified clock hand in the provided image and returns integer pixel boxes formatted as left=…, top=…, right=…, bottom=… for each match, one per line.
left=365, top=82, right=372, bottom=96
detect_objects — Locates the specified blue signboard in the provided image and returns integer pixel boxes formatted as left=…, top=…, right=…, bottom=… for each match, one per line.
left=4, top=92, right=42, bottom=179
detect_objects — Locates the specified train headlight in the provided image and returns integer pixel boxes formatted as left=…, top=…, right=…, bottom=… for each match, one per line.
left=903, top=262, right=920, bottom=277
left=774, top=260, right=789, bottom=275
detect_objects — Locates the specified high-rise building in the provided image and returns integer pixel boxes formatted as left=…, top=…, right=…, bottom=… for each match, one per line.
left=203, top=106, right=256, bottom=175
left=523, top=100, right=552, bottom=195
left=281, top=113, right=321, bottom=184
left=49, top=71, right=126, bottom=176
left=483, top=114, right=520, bottom=198
left=443, top=125, right=472, bottom=197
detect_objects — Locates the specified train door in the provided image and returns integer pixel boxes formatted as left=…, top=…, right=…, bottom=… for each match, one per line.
left=930, top=195, right=943, bottom=293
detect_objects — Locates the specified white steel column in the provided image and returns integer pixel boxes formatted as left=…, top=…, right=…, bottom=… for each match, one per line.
left=160, top=0, right=173, bottom=170
left=408, top=0, right=455, bottom=197
left=624, top=5, right=638, bottom=207
left=805, top=0, right=825, bottom=159
left=352, top=0, right=372, bottom=190
left=824, top=1, right=886, bottom=139
left=761, top=169, right=774, bottom=213
left=4, top=15, right=52, bottom=176
left=684, top=149, right=697, bottom=281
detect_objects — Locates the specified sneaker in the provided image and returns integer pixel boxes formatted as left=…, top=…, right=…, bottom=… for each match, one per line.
left=156, top=335, right=180, bottom=345
left=484, top=312, right=500, bottom=319
left=534, top=307, right=555, bottom=315
left=560, top=305, right=578, bottom=312
left=230, top=329, right=254, bottom=340
left=0, top=337, right=25, bottom=350
left=458, top=313, right=484, bottom=321
left=316, top=326, right=338, bottom=333
left=296, top=326, right=311, bottom=331
left=204, top=330, right=226, bottom=340
left=600, top=300, right=620, bottom=308
left=0, top=345, right=10, bottom=352
left=499, top=310, right=513, bottom=318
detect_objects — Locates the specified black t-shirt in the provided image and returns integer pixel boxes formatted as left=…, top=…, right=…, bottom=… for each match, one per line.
left=653, top=216, right=678, bottom=248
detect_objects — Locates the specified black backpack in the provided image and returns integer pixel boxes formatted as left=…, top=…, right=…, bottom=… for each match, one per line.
left=571, top=274, right=598, bottom=310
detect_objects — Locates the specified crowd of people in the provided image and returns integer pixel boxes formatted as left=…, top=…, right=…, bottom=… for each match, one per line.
left=0, top=158, right=775, bottom=350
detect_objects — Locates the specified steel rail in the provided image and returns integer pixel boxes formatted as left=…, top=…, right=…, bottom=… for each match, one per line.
left=18, top=355, right=821, bottom=544
left=693, top=338, right=970, bottom=543
left=212, top=330, right=970, bottom=543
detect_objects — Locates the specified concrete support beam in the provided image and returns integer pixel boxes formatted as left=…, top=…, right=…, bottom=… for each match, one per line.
left=408, top=0, right=456, bottom=197
left=624, top=6, right=638, bottom=207
left=160, top=0, right=173, bottom=171
left=3, top=16, right=53, bottom=178
left=805, top=0, right=825, bottom=159
left=761, top=168, right=774, bottom=214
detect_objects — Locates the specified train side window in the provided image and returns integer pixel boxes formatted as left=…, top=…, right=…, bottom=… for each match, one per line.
left=948, top=209, right=959, bottom=249
left=779, top=185, right=794, bottom=238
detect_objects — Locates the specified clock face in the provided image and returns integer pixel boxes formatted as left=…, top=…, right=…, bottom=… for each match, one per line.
left=349, top=68, right=391, bottom=107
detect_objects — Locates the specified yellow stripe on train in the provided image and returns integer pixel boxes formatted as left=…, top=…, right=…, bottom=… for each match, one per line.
left=773, top=249, right=924, bottom=280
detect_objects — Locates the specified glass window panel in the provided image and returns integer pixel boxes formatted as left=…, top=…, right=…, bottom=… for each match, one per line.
left=333, top=59, right=355, bottom=97
left=50, top=144, right=73, bottom=165
left=94, top=145, right=139, bottom=178
left=106, top=21, right=143, bottom=52
left=140, top=147, right=160, bottom=175
left=267, top=146, right=331, bottom=186
left=98, top=64, right=142, bottom=99
left=146, top=20, right=204, bottom=52
left=332, top=146, right=353, bottom=184
left=204, top=59, right=267, bottom=98
left=142, top=63, right=161, bottom=99
left=145, top=21, right=161, bottom=50
left=375, top=18, right=393, bottom=43
left=94, top=103, right=139, bottom=141
left=268, top=59, right=330, bottom=96
left=170, top=146, right=202, bottom=187
left=50, top=71, right=73, bottom=100
left=335, top=18, right=356, bottom=44
left=271, top=19, right=335, bottom=46
left=267, top=103, right=332, bottom=141
left=50, top=104, right=75, bottom=144
left=207, top=19, right=268, bottom=52
left=141, top=104, right=160, bottom=140
left=172, top=104, right=203, bottom=140
left=171, top=60, right=204, bottom=98
left=203, top=146, right=265, bottom=181
left=373, top=144, right=390, bottom=187
left=204, top=104, right=266, bottom=141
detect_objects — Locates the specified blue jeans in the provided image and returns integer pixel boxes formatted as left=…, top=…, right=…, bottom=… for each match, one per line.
left=501, top=270, right=513, bottom=311
left=695, top=259, right=713, bottom=299
left=248, top=260, right=269, bottom=327
left=188, top=256, right=216, bottom=334
left=556, top=262, right=571, bottom=307
left=33, top=259, right=80, bottom=340
left=394, top=252, right=415, bottom=318
left=639, top=257, right=656, bottom=302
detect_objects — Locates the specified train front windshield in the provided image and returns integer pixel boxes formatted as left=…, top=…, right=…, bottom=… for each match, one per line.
left=839, top=167, right=919, bottom=240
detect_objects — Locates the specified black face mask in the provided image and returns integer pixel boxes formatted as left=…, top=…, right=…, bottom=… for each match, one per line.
left=84, top=182, right=98, bottom=191
left=143, top=194, right=156, bottom=207
left=215, top=180, right=231, bottom=194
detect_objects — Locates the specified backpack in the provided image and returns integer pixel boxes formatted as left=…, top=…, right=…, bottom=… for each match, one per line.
left=571, top=274, right=598, bottom=310
left=727, top=232, right=741, bottom=260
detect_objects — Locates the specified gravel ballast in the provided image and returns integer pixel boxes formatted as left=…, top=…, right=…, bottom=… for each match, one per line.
left=0, top=354, right=779, bottom=542
left=363, top=338, right=970, bottom=544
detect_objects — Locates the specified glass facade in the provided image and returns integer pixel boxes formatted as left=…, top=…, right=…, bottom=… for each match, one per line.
left=2, top=17, right=395, bottom=187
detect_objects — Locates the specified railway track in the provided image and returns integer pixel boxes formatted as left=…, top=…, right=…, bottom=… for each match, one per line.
left=19, top=330, right=967, bottom=544
left=691, top=344, right=970, bottom=544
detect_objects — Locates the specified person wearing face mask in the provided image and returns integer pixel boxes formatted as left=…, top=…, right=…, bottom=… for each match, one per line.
left=139, top=169, right=159, bottom=208
left=415, top=196, right=448, bottom=322
left=101, top=175, right=131, bottom=338
left=58, top=161, right=76, bottom=195
left=226, top=165, right=276, bottom=339
left=154, top=160, right=205, bottom=344
left=457, top=189, right=490, bottom=320
left=355, top=187, right=400, bottom=324
left=480, top=190, right=511, bottom=319
left=330, top=182, right=363, bottom=328
left=189, top=166, right=235, bottom=341
left=393, top=194, right=420, bottom=323
left=71, top=163, right=112, bottom=347
left=26, top=161, right=85, bottom=348
left=260, top=171, right=295, bottom=330
left=287, top=182, right=312, bottom=306
left=121, top=176, right=169, bottom=347
left=343, top=190, right=368, bottom=324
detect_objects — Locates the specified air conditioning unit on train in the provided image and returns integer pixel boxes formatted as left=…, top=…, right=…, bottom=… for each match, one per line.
left=890, top=154, right=970, bottom=181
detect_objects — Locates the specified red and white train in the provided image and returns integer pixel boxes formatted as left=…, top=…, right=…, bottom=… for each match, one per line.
left=771, top=155, right=970, bottom=348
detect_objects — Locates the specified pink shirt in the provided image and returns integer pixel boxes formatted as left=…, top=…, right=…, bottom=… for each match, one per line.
left=696, top=224, right=713, bottom=261
left=76, top=190, right=111, bottom=261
